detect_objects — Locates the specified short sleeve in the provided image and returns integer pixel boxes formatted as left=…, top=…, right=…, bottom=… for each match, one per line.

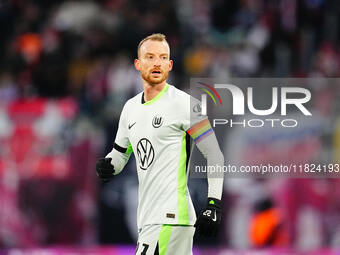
left=183, top=96, right=215, bottom=144
left=181, top=95, right=207, bottom=131
left=114, top=103, right=130, bottom=149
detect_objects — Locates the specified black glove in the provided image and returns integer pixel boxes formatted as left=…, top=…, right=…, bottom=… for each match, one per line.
left=195, top=197, right=222, bottom=237
left=96, top=158, right=115, bottom=181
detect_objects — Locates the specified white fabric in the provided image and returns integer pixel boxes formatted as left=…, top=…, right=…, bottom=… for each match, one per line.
left=195, top=132, right=224, bottom=200
left=106, top=85, right=204, bottom=229
left=136, top=224, right=194, bottom=255
left=105, top=84, right=224, bottom=230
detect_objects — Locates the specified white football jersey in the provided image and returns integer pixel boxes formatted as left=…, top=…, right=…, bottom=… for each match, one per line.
left=113, top=84, right=206, bottom=229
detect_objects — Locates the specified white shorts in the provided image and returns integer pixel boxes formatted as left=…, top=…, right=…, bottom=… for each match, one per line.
left=135, top=224, right=195, bottom=255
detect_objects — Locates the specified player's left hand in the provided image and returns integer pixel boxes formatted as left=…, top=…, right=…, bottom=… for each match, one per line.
left=194, top=197, right=221, bottom=237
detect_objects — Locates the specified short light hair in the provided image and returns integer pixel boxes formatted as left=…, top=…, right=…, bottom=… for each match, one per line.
left=137, top=33, right=169, bottom=58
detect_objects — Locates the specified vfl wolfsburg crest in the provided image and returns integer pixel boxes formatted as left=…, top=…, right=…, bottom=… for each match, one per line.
left=152, top=115, right=163, bottom=128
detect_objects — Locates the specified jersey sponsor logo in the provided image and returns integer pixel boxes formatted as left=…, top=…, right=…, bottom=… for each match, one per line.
left=136, top=138, right=155, bottom=170
left=152, top=115, right=163, bottom=128
left=128, top=122, right=136, bottom=130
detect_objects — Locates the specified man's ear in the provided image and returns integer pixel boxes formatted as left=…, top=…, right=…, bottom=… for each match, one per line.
left=134, top=59, right=140, bottom=71
left=169, top=60, right=173, bottom=71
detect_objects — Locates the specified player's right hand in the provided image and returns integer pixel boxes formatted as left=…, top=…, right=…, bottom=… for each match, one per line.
left=96, top=158, right=115, bottom=181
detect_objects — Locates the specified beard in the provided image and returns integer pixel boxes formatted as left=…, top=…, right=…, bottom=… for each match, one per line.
left=141, top=69, right=169, bottom=86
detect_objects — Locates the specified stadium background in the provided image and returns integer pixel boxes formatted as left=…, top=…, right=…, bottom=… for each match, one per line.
left=1, top=0, right=340, bottom=254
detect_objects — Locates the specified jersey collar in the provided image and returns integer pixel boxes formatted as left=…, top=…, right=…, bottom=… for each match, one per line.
left=142, top=83, right=169, bottom=105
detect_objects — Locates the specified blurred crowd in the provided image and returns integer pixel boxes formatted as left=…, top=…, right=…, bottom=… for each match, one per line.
left=2, top=0, right=340, bottom=106
left=1, top=0, right=340, bottom=251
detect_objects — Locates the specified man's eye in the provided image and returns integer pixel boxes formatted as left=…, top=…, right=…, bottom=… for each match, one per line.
left=148, top=56, right=153, bottom=59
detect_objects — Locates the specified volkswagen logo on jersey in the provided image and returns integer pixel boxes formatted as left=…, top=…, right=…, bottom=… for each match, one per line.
left=136, top=138, right=155, bottom=170
left=152, top=115, right=163, bottom=128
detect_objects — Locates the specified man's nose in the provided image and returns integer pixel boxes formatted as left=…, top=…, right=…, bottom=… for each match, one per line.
left=154, top=57, right=161, bottom=66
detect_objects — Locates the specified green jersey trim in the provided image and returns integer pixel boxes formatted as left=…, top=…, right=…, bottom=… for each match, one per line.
left=158, top=225, right=172, bottom=255
left=177, top=132, right=189, bottom=224
left=143, top=84, right=169, bottom=106
left=126, top=143, right=133, bottom=154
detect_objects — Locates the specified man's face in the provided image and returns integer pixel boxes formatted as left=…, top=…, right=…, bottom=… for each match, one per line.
left=135, top=40, right=173, bottom=86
